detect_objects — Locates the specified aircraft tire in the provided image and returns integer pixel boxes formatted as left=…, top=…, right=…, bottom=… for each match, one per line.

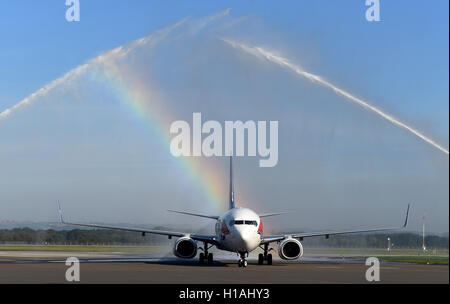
left=258, top=253, right=264, bottom=265
left=207, top=253, right=213, bottom=264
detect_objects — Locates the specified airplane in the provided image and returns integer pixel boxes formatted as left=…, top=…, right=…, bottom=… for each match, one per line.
left=58, top=157, right=410, bottom=268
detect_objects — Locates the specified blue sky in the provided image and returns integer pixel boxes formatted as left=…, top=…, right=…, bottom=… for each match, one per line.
left=0, top=1, right=448, bottom=232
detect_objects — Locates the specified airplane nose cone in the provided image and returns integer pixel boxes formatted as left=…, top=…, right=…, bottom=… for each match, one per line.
left=235, top=228, right=258, bottom=251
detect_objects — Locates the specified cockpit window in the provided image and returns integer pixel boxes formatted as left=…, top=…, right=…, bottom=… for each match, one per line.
left=230, top=220, right=257, bottom=226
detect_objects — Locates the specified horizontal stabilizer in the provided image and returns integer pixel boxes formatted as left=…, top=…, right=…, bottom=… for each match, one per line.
left=259, top=212, right=289, bottom=218
left=167, top=210, right=219, bottom=220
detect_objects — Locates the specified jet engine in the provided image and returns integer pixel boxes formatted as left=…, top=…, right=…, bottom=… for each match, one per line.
left=278, top=238, right=303, bottom=260
left=173, top=237, right=198, bottom=259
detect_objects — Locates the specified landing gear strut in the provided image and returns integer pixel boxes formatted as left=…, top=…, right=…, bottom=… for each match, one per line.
left=258, top=244, right=273, bottom=265
left=199, top=242, right=213, bottom=265
left=238, top=252, right=248, bottom=268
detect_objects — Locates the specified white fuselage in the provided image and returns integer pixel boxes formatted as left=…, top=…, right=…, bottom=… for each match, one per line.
left=214, top=208, right=262, bottom=253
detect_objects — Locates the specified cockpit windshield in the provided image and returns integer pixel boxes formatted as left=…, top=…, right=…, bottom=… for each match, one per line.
left=230, top=220, right=258, bottom=226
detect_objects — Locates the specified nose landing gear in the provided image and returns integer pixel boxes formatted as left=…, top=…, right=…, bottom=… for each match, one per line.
left=238, top=252, right=248, bottom=267
left=238, top=259, right=248, bottom=267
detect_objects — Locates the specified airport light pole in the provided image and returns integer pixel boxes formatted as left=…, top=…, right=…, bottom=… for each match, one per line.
left=422, top=214, right=426, bottom=252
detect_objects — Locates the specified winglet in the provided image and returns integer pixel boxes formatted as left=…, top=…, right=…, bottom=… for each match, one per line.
left=57, top=201, right=65, bottom=224
left=402, top=204, right=410, bottom=229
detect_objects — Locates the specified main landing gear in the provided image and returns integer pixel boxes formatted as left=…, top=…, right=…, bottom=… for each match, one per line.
left=238, top=252, right=248, bottom=268
left=199, top=242, right=213, bottom=265
left=258, top=243, right=273, bottom=265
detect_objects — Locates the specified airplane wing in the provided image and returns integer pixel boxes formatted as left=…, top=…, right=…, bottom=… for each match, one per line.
left=57, top=203, right=218, bottom=245
left=260, top=204, right=410, bottom=245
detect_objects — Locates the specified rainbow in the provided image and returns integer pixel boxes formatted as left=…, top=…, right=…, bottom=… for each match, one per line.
left=97, top=60, right=227, bottom=213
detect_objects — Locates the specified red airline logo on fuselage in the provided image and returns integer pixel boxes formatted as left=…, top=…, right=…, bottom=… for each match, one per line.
left=258, top=220, right=263, bottom=235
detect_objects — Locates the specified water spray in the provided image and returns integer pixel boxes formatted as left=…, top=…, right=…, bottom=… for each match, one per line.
left=0, top=9, right=231, bottom=120
left=0, top=21, right=184, bottom=120
left=223, top=38, right=449, bottom=156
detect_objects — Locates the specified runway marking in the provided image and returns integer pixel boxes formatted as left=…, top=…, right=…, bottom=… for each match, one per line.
left=317, top=266, right=343, bottom=269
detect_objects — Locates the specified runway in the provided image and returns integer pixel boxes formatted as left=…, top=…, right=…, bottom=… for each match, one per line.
left=0, top=254, right=447, bottom=284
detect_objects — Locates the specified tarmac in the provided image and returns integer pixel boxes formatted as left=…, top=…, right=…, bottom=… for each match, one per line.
left=0, top=251, right=447, bottom=284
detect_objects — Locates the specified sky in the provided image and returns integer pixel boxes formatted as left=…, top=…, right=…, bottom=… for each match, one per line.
left=0, top=1, right=448, bottom=233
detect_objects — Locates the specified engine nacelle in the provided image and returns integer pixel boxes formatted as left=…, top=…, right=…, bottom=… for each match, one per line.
left=278, top=238, right=304, bottom=260
left=173, top=237, right=198, bottom=259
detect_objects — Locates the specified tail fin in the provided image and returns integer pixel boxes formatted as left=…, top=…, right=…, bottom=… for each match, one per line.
left=229, top=156, right=235, bottom=209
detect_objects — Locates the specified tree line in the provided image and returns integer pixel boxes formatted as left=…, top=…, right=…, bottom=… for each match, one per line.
left=301, top=232, right=448, bottom=249
left=0, top=228, right=170, bottom=246
left=0, top=228, right=448, bottom=249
